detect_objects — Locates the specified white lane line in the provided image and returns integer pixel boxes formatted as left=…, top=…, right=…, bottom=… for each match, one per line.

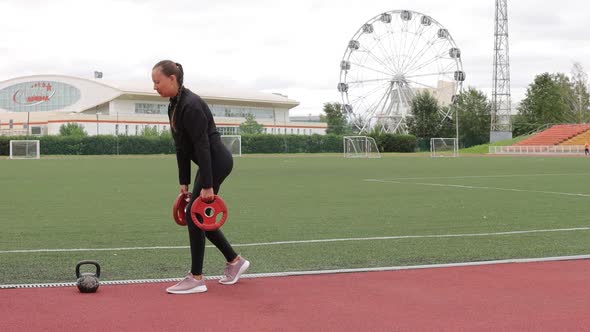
left=365, top=178, right=590, bottom=197
left=2, top=254, right=589, bottom=289
left=378, top=173, right=590, bottom=181
left=2, top=227, right=590, bottom=254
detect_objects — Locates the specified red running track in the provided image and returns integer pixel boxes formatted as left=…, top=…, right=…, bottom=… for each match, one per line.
left=1, top=259, right=589, bottom=331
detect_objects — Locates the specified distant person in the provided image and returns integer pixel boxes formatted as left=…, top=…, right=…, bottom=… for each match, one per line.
left=585, top=143, right=589, bottom=156
left=152, top=60, right=250, bottom=294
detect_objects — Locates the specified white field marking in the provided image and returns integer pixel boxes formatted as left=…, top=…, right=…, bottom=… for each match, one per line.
left=365, top=179, right=590, bottom=197
left=2, top=227, right=590, bottom=254
left=2, top=254, right=589, bottom=289
left=377, top=173, right=590, bottom=181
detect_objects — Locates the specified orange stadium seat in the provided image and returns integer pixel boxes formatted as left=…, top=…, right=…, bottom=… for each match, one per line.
left=560, top=129, right=590, bottom=145
left=514, top=124, right=590, bottom=146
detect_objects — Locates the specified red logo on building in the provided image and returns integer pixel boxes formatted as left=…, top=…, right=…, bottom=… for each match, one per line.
left=12, top=82, right=56, bottom=106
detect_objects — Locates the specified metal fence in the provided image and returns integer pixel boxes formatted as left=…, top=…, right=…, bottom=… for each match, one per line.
left=489, top=145, right=586, bottom=155
left=0, top=129, right=29, bottom=136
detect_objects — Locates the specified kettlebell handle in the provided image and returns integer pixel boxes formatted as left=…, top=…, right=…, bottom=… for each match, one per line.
left=76, top=260, right=101, bottom=278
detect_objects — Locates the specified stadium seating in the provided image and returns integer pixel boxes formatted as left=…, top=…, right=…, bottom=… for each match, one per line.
left=514, top=124, right=590, bottom=146
left=560, top=129, right=590, bottom=145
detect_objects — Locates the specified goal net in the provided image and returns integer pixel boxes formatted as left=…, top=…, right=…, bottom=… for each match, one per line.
left=221, top=135, right=242, bottom=157
left=343, top=136, right=381, bottom=158
left=430, top=138, right=458, bottom=157
left=9, top=140, right=40, bottom=159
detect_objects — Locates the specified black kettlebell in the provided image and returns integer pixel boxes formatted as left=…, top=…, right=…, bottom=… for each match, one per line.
left=76, top=260, right=101, bottom=293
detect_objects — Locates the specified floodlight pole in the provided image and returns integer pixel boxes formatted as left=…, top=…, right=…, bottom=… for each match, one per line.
left=490, top=0, right=512, bottom=141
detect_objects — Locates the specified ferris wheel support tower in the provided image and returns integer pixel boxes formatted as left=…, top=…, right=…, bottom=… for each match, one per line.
left=490, top=0, right=513, bottom=142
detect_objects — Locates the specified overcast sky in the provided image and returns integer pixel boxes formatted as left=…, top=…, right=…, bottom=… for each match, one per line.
left=1, top=0, right=588, bottom=116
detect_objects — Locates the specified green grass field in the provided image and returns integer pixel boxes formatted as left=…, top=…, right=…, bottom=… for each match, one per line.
left=1, top=153, right=590, bottom=284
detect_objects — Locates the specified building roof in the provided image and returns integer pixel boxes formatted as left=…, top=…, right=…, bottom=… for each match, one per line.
left=104, top=79, right=298, bottom=106
left=0, top=74, right=300, bottom=109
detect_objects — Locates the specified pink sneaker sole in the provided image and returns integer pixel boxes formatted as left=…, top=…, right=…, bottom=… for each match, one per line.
left=166, top=283, right=208, bottom=294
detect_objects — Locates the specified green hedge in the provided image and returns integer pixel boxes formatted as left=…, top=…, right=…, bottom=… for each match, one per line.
left=241, top=134, right=342, bottom=153
left=0, top=133, right=417, bottom=155
left=0, top=136, right=175, bottom=156
left=370, top=134, right=417, bottom=153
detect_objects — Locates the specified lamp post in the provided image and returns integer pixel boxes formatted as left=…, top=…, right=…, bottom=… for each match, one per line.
left=456, top=106, right=459, bottom=153
left=116, top=111, right=119, bottom=155
left=96, top=112, right=101, bottom=135
left=27, top=111, right=30, bottom=135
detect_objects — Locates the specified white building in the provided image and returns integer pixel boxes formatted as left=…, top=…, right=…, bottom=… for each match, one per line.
left=0, top=75, right=327, bottom=136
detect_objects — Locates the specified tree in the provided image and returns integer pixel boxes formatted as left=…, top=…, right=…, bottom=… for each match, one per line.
left=59, top=123, right=87, bottom=136
left=438, top=105, right=456, bottom=138
left=406, top=91, right=443, bottom=138
left=348, top=113, right=367, bottom=134
left=569, top=62, right=590, bottom=123
left=322, top=102, right=349, bottom=135
left=239, top=113, right=264, bottom=134
left=369, top=122, right=385, bottom=136
left=513, top=73, right=570, bottom=136
left=545, top=65, right=590, bottom=124
left=140, top=125, right=160, bottom=136
left=452, top=87, right=491, bottom=147
left=553, top=72, right=577, bottom=123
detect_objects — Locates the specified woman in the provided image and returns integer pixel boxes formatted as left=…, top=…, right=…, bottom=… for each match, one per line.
left=152, top=60, right=250, bottom=294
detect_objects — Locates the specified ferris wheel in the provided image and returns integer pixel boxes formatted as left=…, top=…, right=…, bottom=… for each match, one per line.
left=338, top=10, right=465, bottom=134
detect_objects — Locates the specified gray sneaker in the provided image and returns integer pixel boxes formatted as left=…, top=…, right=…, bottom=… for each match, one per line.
left=219, top=256, right=250, bottom=285
left=166, top=273, right=207, bottom=294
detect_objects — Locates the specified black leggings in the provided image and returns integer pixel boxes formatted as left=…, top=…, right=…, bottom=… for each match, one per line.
left=186, top=142, right=237, bottom=275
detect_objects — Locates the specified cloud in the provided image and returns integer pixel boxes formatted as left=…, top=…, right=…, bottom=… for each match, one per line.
left=1, top=0, right=590, bottom=115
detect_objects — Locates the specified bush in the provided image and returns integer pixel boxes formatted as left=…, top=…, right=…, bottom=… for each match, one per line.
left=59, top=123, right=87, bottom=136
left=241, top=134, right=343, bottom=153
left=0, top=136, right=39, bottom=155
left=0, top=135, right=175, bottom=155
left=370, top=134, right=417, bottom=152
left=0, top=133, right=417, bottom=155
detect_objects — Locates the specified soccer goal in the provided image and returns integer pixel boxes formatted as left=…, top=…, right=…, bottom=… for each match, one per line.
left=343, top=136, right=381, bottom=158
left=9, top=140, right=40, bottom=159
left=430, top=138, right=458, bottom=157
left=221, top=135, right=242, bottom=157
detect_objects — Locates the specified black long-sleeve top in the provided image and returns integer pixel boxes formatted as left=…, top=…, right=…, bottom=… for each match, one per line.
left=168, top=87, right=221, bottom=188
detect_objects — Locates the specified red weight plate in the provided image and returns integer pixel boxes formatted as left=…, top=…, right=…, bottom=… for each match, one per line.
left=190, top=195, right=228, bottom=231
left=172, top=192, right=192, bottom=226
